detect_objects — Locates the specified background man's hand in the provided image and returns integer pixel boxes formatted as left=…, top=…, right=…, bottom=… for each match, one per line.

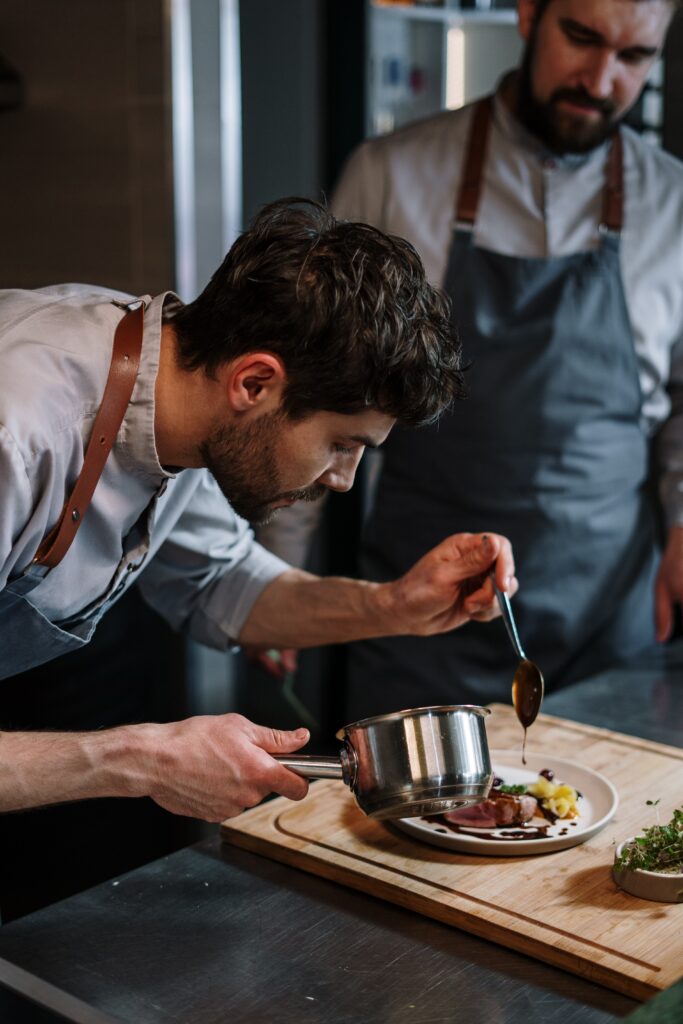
left=242, top=646, right=299, bottom=679
left=139, top=714, right=310, bottom=822
left=382, top=532, right=517, bottom=636
left=655, top=525, right=683, bottom=643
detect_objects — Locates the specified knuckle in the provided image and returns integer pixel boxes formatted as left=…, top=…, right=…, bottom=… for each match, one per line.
left=226, top=712, right=247, bottom=727
left=243, top=786, right=267, bottom=809
left=216, top=804, right=243, bottom=822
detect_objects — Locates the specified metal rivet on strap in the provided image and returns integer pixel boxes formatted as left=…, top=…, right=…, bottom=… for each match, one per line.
left=71, top=508, right=81, bottom=522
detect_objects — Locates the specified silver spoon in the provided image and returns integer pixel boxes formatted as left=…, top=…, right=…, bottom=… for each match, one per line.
left=489, top=572, right=544, bottom=760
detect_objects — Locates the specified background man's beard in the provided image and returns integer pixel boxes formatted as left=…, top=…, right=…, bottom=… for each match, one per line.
left=517, top=39, right=619, bottom=154
left=199, top=414, right=326, bottom=525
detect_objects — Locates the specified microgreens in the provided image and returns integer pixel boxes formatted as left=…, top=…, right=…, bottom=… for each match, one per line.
left=616, top=806, right=683, bottom=874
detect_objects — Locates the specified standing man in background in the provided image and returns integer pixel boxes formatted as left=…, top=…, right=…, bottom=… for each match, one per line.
left=260, top=0, right=683, bottom=719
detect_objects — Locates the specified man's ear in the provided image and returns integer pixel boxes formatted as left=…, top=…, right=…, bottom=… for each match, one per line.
left=517, top=0, right=537, bottom=41
left=222, top=352, right=287, bottom=414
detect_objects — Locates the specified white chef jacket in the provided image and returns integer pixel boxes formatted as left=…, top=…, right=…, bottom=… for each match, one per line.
left=332, top=88, right=683, bottom=529
left=0, top=285, right=289, bottom=649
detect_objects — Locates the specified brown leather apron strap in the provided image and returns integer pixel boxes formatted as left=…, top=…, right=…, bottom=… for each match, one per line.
left=32, top=303, right=145, bottom=570
left=455, top=96, right=494, bottom=226
left=601, top=130, right=624, bottom=233
left=455, top=96, right=624, bottom=236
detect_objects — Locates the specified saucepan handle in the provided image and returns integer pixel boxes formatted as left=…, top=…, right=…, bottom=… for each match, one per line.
left=275, top=755, right=343, bottom=779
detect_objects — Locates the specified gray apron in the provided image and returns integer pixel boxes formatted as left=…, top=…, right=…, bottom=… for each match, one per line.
left=0, top=301, right=145, bottom=679
left=346, top=98, right=659, bottom=720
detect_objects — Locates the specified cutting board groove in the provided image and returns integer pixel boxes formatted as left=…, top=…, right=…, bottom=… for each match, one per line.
left=221, top=705, right=683, bottom=1001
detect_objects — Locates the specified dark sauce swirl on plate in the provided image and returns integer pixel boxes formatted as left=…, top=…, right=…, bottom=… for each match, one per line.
left=423, top=767, right=581, bottom=842
left=424, top=815, right=579, bottom=841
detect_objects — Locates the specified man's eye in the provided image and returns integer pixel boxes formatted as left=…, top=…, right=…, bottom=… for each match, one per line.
left=565, top=28, right=592, bottom=46
left=334, top=444, right=355, bottom=455
left=620, top=49, right=651, bottom=66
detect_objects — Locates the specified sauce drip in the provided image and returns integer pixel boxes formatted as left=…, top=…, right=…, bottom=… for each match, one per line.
left=512, top=659, right=545, bottom=764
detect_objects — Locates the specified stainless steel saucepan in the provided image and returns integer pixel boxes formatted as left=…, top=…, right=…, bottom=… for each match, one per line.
left=276, top=704, right=493, bottom=820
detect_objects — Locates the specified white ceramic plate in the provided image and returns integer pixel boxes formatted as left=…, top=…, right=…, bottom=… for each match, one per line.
left=394, top=750, right=619, bottom=856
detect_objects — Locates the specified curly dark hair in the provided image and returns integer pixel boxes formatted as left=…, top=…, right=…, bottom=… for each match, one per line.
left=169, top=197, right=465, bottom=426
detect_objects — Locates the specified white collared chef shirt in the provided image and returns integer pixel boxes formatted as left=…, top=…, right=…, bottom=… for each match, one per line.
left=0, top=285, right=289, bottom=648
left=332, top=87, right=683, bottom=529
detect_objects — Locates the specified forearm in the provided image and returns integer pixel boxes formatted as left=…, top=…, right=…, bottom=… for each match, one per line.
left=656, top=337, right=683, bottom=531
left=237, top=568, right=394, bottom=648
left=0, top=714, right=311, bottom=821
left=0, top=724, right=156, bottom=812
left=238, top=532, right=518, bottom=649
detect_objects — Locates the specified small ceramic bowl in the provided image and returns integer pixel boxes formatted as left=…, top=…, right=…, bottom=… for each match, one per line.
left=613, top=839, right=683, bottom=903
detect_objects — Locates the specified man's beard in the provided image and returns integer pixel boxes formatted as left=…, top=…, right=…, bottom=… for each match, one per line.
left=516, top=33, right=620, bottom=154
left=199, top=410, right=326, bottom=525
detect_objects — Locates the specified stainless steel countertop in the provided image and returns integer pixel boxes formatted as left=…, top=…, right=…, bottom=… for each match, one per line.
left=0, top=642, right=681, bottom=1024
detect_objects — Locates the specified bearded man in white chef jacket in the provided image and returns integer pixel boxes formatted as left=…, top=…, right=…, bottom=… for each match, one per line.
left=0, top=197, right=517, bottom=825
left=258, top=0, right=683, bottom=720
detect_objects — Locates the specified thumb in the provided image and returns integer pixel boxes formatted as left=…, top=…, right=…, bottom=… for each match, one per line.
left=256, top=725, right=310, bottom=755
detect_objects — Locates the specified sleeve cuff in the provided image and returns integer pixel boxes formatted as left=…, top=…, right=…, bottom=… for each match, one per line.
left=188, top=543, right=290, bottom=649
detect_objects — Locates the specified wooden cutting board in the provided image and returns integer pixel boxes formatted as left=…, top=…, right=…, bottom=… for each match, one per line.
left=221, top=704, right=683, bottom=1001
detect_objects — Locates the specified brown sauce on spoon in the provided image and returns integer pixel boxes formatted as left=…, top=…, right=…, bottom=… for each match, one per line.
left=512, top=658, right=545, bottom=764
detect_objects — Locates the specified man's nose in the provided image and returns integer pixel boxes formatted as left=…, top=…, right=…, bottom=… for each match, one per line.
left=319, top=451, right=364, bottom=493
left=581, top=50, right=617, bottom=99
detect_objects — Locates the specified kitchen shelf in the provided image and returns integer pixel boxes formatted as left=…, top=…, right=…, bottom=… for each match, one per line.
left=370, top=2, right=517, bottom=25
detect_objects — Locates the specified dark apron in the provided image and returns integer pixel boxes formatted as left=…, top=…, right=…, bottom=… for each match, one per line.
left=0, top=512, right=150, bottom=678
left=346, top=98, right=659, bottom=720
